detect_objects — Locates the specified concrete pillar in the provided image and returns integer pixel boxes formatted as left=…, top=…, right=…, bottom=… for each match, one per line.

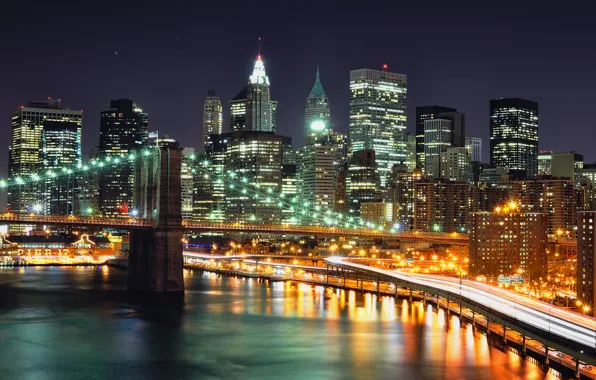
left=409, top=287, right=413, bottom=302
left=376, top=277, right=380, bottom=299
left=128, top=142, right=184, bottom=292
left=544, top=346, right=549, bottom=366
left=326, top=264, right=329, bottom=286
left=472, top=310, right=475, bottom=327
left=395, top=282, right=398, bottom=298
left=575, top=358, right=580, bottom=379
left=522, top=335, right=527, bottom=356
left=503, top=325, right=507, bottom=343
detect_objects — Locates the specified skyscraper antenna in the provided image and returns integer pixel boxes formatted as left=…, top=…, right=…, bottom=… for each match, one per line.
left=258, top=37, right=261, bottom=58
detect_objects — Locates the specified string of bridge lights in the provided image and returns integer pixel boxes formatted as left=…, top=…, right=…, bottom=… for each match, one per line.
left=0, top=147, right=399, bottom=233
left=186, top=155, right=399, bottom=233
left=0, top=147, right=160, bottom=192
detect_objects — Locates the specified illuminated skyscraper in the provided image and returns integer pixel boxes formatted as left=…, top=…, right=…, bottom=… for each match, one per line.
left=41, top=120, right=82, bottom=215
left=305, top=68, right=330, bottom=145
left=8, top=99, right=82, bottom=214
left=346, top=150, right=383, bottom=218
left=230, top=54, right=277, bottom=133
left=202, top=90, right=222, bottom=149
left=349, top=68, right=407, bottom=186
left=415, top=106, right=457, bottom=170
left=490, top=98, right=539, bottom=178
left=247, top=55, right=274, bottom=132
left=423, top=118, right=452, bottom=178
left=222, top=130, right=283, bottom=224
left=99, top=99, right=148, bottom=217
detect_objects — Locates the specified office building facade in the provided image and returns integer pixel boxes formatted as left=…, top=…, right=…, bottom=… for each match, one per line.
left=202, top=91, right=222, bottom=149
left=99, top=99, right=148, bottom=217
left=349, top=69, right=407, bottom=186
left=577, top=211, right=596, bottom=316
left=490, top=98, right=539, bottom=178
left=465, top=136, right=482, bottom=163
left=8, top=99, right=82, bottom=214
left=470, top=207, right=548, bottom=280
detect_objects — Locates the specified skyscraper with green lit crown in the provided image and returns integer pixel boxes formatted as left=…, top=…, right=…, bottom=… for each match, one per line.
left=304, top=68, right=330, bottom=146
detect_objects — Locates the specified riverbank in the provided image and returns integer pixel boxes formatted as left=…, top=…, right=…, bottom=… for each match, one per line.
left=192, top=264, right=596, bottom=380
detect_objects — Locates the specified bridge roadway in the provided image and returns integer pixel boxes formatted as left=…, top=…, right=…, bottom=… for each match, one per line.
left=0, top=214, right=470, bottom=243
left=325, top=256, right=596, bottom=364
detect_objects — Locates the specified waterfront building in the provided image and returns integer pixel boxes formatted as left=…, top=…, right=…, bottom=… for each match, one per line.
left=490, top=98, right=539, bottom=179
left=577, top=211, right=596, bottom=316
left=8, top=99, right=82, bottom=214
left=470, top=205, right=548, bottom=280
left=413, top=179, right=469, bottom=233
left=41, top=119, right=82, bottom=215
left=181, top=147, right=195, bottom=220
left=386, top=165, right=422, bottom=231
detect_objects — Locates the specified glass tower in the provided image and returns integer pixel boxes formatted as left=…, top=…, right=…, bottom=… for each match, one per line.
left=99, top=99, right=148, bottom=217
left=349, top=68, right=407, bottom=186
left=8, top=99, right=82, bottom=214
left=490, top=98, right=539, bottom=178
left=247, top=55, right=274, bottom=132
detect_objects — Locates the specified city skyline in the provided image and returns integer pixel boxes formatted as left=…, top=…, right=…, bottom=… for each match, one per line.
left=2, top=1, right=595, bottom=179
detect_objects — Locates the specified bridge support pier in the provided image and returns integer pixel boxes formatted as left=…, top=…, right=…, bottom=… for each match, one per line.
left=521, top=335, right=527, bottom=356
left=502, top=325, right=507, bottom=343
left=409, top=288, right=412, bottom=302
left=544, top=345, right=549, bottom=366
left=575, top=358, right=580, bottom=379
left=395, top=282, right=398, bottom=298
left=128, top=141, right=184, bottom=293
left=472, top=310, right=475, bottom=327
left=376, top=277, right=380, bottom=300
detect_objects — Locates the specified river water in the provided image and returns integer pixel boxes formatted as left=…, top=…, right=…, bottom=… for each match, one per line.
left=0, top=266, right=555, bottom=380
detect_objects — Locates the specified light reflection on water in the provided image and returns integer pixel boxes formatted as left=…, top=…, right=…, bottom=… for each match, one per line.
left=0, top=267, right=558, bottom=380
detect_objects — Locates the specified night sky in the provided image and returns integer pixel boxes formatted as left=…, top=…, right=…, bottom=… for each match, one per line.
left=2, top=0, right=595, bottom=178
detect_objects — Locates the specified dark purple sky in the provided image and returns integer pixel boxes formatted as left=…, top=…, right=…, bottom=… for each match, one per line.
left=2, top=0, right=595, bottom=177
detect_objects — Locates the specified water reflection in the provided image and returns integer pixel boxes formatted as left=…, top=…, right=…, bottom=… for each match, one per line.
left=0, top=267, right=558, bottom=380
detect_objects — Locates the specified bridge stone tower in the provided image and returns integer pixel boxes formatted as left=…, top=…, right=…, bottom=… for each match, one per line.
left=128, top=141, right=184, bottom=292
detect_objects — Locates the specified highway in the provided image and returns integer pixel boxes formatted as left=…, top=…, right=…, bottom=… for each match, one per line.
left=326, top=256, right=596, bottom=350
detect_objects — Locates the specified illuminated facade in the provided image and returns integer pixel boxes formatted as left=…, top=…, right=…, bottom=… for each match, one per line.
left=41, top=120, right=82, bottom=215
left=465, top=136, right=482, bottom=163
left=413, top=179, right=469, bottom=232
left=99, top=99, right=148, bottom=217
left=230, top=87, right=248, bottom=131
left=181, top=147, right=195, bottom=220
left=538, top=151, right=552, bottom=175
left=577, top=211, right=596, bottom=316
left=441, top=147, right=471, bottom=182
left=304, top=68, right=330, bottom=145
left=386, top=166, right=422, bottom=231
left=415, top=105, right=457, bottom=171
left=512, top=176, right=576, bottom=237
left=490, top=98, right=539, bottom=178
left=202, top=90, right=222, bottom=149
left=346, top=150, right=383, bottom=218
left=297, top=131, right=347, bottom=214
left=281, top=164, right=298, bottom=224
left=470, top=206, right=547, bottom=280
left=349, top=68, right=407, bottom=186
left=423, top=118, right=452, bottom=178
left=222, top=131, right=283, bottom=224
left=8, top=99, right=82, bottom=214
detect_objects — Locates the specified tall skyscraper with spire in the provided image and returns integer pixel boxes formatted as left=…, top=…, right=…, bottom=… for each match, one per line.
left=304, top=67, right=330, bottom=145
left=202, top=90, right=222, bottom=149
left=229, top=53, right=276, bottom=133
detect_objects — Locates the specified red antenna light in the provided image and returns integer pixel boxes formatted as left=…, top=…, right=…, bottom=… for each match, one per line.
left=382, top=64, right=388, bottom=70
